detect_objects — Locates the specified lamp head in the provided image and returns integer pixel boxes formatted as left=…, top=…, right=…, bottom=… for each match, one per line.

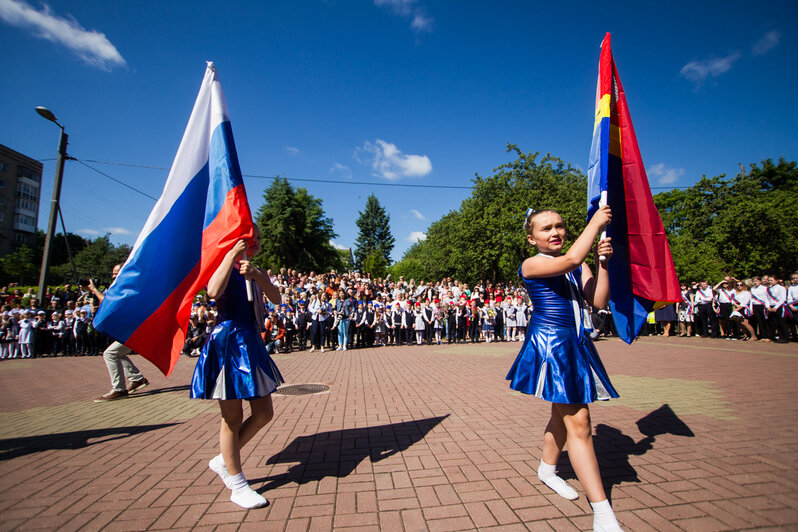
left=35, top=106, right=61, bottom=126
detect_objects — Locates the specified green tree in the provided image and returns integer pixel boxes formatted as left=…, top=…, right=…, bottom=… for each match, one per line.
left=362, top=249, right=389, bottom=278
left=0, top=246, right=38, bottom=285
left=653, top=158, right=798, bottom=280
left=402, top=145, right=587, bottom=284
left=35, top=230, right=88, bottom=270
left=254, top=177, right=342, bottom=272
left=390, top=241, right=431, bottom=281
left=353, top=194, right=395, bottom=270
left=69, top=235, right=132, bottom=283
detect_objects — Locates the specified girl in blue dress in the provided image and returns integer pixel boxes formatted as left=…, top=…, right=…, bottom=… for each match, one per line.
left=506, top=206, right=622, bottom=532
left=191, top=227, right=284, bottom=509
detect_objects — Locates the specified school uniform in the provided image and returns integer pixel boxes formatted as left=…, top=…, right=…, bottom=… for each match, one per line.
left=295, top=309, right=309, bottom=350
left=694, top=287, right=719, bottom=338
left=716, top=286, right=737, bottom=337
left=788, top=285, right=798, bottom=334
left=283, top=315, right=296, bottom=351
left=468, top=307, right=480, bottom=342
left=74, top=316, right=89, bottom=355
left=403, top=307, right=415, bottom=345
left=364, top=308, right=376, bottom=347
left=750, top=285, right=771, bottom=339
left=47, top=318, right=66, bottom=356
left=767, top=284, right=790, bottom=343
left=446, top=307, right=456, bottom=343
left=18, top=318, right=34, bottom=358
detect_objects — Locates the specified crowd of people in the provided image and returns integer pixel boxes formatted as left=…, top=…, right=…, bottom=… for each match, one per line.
left=0, top=284, right=113, bottom=359
left=0, top=269, right=796, bottom=360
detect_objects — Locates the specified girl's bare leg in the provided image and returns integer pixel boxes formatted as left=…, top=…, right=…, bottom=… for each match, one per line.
left=740, top=319, right=757, bottom=340
left=218, top=395, right=275, bottom=475
left=539, top=404, right=578, bottom=500
left=555, top=403, right=606, bottom=503
left=219, top=399, right=245, bottom=475
left=542, top=403, right=567, bottom=465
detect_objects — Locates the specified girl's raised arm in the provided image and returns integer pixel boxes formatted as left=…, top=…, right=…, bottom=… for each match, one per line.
left=207, top=240, right=247, bottom=299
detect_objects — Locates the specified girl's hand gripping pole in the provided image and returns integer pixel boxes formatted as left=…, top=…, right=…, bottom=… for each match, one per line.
left=241, top=251, right=255, bottom=302
left=599, top=190, right=608, bottom=262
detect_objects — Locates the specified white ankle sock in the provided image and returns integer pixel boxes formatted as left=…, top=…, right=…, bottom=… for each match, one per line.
left=209, top=454, right=234, bottom=489
left=590, top=499, right=623, bottom=531
left=538, top=461, right=578, bottom=500
left=229, top=472, right=269, bottom=509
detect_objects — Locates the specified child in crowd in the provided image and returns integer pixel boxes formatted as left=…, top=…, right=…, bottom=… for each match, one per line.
left=414, top=302, right=425, bottom=345
left=515, top=296, right=527, bottom=342
left=18, top=310, right=34, bottom=358
left=506, top=206, right=622, bottom=532
left=191, top=228, right=283, bottom=509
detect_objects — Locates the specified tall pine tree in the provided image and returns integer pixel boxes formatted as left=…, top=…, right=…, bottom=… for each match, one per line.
left=354, top=194, right=395, bottom=270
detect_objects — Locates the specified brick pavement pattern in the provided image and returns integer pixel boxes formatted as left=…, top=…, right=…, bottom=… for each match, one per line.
left=1, top=337, right=797, bottom=531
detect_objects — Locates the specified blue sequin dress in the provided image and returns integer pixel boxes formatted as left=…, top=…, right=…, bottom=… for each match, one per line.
left=506, top=265, right=618, bottom=404
left=191, top=270, right=283, bottom=400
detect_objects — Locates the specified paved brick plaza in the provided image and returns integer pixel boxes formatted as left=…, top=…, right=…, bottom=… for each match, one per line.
left=1, top=337, right=797, bottom=531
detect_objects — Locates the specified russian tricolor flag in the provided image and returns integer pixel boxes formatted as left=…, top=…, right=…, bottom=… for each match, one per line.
left=587, top=34, right=681, bottom=344
left=94, top=62, right=254, bottom=375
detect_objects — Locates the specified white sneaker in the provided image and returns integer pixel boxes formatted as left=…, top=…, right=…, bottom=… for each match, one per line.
left=209, top=455, right=234, bottom=489
left=230, top=485, right=269, bottom=509
left=343, top=346, right=347, bottom=351
left=539, top=474, right=578, bottom=500
left=309, top=347, right=315, bottom=352
left=320, top=347, right=325, bottom=353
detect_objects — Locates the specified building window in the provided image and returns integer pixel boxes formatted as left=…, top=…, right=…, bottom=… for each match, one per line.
left=17, top=166, right=41, bottom=182
left=14, top=213, right=36, bottom=227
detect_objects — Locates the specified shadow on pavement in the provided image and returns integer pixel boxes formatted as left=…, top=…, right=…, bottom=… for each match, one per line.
left=559, top=404, right=694, bottom=500
left=132, top=384, right=190, bottom=397
left=0, top=423, right=181, bottom=461
left=253, top=415, right=449, bottom=491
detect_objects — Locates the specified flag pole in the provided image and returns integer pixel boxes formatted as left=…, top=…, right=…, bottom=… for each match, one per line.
left=598, top=190, right=608, bottom=262
left=241, top=251, right=254, bottom=302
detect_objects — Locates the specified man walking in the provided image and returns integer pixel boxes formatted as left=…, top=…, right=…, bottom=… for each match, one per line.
left=89, top=265, right=149, bottom=401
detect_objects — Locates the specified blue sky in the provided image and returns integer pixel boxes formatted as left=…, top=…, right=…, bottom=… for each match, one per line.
left=2, top=1, right=796, bottom=262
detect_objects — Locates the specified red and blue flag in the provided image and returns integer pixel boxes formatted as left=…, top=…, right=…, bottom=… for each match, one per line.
left=94, top=62, right=254, bottom=375
left=586, top=34, right=680, bottom=344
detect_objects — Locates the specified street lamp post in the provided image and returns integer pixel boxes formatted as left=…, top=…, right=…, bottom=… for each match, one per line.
left=35, top=106, right=69, bottom=304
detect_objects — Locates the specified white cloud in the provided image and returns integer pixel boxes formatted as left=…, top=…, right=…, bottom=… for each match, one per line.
left=410, top=13, right=432, bottom=32
left=648, top=163, right=685, bottom=185
left=680, top=51, right=741, bottom=83
left=374, top=0, right=433, bottom=33
left=104, top=227, right=132, bottom=235
left=410, top=209, right=426, bottom=221
left=285, top=146, right=300, bottom=156
left=329, top=240, right=348, bottom=250
left=329, top=162, right=352, bottom=179
left=0, top=0, right=126, bottom=69
left=753, top=30, right=780, bottom=56
left=407, top=231, right=426, bottom=242
left=77, top=228, right=100, bottom=236
left=358, top=139, right=432, bottom=180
